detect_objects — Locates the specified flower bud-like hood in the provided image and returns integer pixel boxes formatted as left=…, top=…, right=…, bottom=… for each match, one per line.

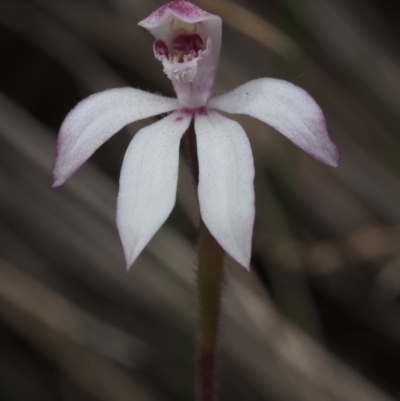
left=138, top=1, right=222, bottom=108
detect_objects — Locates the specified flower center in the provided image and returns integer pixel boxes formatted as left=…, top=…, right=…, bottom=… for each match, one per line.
left=155, top=34, right=204, bottom=63
left=173, top=34, right=204, bottom=53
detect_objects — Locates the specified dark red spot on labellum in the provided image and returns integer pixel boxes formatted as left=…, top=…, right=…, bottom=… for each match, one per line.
left=154, top=39, right=169, bottom=57
left=173, top=34, right=204, bottom=53
left=196, top=107, right=208, bottom=116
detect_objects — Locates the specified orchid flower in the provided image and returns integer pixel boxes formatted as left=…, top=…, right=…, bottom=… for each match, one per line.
left=53, top=1, right=339, bottom=270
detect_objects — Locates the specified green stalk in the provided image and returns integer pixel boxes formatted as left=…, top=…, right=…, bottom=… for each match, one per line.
left=196, top=222, right=224, bottom=401
left=183, top=125, right=225, bottom=401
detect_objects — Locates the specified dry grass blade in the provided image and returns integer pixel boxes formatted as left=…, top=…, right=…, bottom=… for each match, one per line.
left=0, top=258, right=147, bottom=368
left=0, top=0, right=124, bottom=91
left=225, top=262, right=397, bottom=401
left=199, top=0, right=299, bottom=60
left=0, top=261, right=157, bottom=401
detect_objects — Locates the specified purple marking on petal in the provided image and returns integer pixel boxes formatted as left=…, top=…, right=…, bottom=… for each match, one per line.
left=196, top=106, right=208, bottom=116
left=52, top=88, right=180, bottom=187
left=154, top=39, right=169, bottom=57
left=181, top=108, right=194, bottom=116
left=208, top=78, right=340, bottom=167
left=150, top=1, right=209, bottom=22
left=175, top=108, right=193, bottom=121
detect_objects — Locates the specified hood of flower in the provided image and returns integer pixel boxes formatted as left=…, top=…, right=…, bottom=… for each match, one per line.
left=139, top=1, right=211, bottom=28
left=139, top=1, right=222, bottom=108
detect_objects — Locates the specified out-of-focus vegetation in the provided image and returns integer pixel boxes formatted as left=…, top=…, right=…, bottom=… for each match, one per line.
left=0, top=0, right=400, bottom=400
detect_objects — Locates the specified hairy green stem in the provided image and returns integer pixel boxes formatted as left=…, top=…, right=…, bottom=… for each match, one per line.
left=183, top=125, right=225, bottom=401
left=196, top=222, right=224, bottom=401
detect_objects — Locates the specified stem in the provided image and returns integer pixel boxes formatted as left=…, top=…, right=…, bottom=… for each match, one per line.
left=182, top=125, right=225, bottom=401
left=196, top=222, right=224, bottom=401
left=182, top=123, right=199, bottom=189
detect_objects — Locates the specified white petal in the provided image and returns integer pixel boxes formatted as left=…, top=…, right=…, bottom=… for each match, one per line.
left=195, top=110, right=255, bottom=269
left=208, top=78, right=340, bottom=167
left=53, top=88, right=180, bottom=187
left=117, top=110, right=192, bottom=269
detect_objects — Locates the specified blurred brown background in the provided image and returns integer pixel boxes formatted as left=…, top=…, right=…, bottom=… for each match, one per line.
left=0, top=0, right=400, bottom=400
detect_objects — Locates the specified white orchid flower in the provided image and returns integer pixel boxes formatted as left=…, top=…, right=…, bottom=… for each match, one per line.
left=53, top=1, right=339, bottom=270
